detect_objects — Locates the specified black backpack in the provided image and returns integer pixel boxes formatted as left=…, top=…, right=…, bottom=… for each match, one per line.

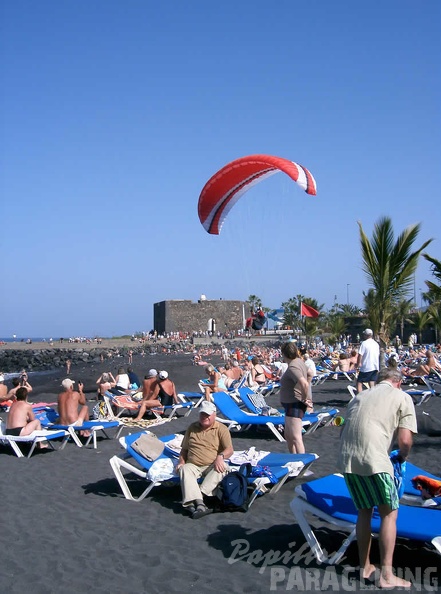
left=219, top=463, right=252, bottom=512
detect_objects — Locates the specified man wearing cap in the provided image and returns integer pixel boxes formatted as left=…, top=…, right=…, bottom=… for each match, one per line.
left=58, top=378, right=89, bottom=427
left=356, top=329, right=380, bottom=393
left=142, top=369, right=159, bottom=398
left=176, top=401, right=233, bottom=519
left=133, top=370, right=163, bottom=421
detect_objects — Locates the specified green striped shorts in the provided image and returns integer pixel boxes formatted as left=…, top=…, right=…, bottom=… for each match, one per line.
left=344, top=472, right=399, bottom=510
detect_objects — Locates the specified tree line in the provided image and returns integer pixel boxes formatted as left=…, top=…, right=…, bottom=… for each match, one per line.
left=248, top=217, right=441, bottom=350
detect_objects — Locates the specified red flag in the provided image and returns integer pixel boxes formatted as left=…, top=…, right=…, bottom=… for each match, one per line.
left=301, top=302, right=319, bottom=318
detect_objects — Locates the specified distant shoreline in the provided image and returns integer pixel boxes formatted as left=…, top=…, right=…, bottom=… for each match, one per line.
left=0, top=338, right=144, bottom=352
left=0, top=333, right=288, bottom=353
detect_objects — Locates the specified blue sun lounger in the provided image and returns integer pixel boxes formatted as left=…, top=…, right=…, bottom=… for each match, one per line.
left=235, top=387, right=339, bottom=435
left=290, top=473, right=441, bottom=564
left=213, top=391, right=316, bottom=442
left=110, top=431, right=319, bottom=506
left=34, top=406, right=123, bottom=449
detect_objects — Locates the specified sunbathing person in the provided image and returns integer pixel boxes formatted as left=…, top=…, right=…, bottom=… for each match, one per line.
left=202, top=364, right=227, bottom=402
left=57, top=378, right=90, bottom=435
left=402, top=350, right=441, bottom=381
left=96, top=372, right=116, bottom=399
left=0, top=374, right=8, bottom=401
left=0, top=374, right=11, bottom=406
left=114, top=367, right=131, bottom=394
left=218, top=362, right=238, bottom=389
left=334, top=353, right=351, bottom=373
left=250, top=356, right=267, bottom=387
left=133, top=370, right=163, bottom=420
left=7, top=373, right=33, bottom=401
left=5, top=387, right=43, bottom=438
left=141, top=369, right=159, bottom=399
left=153, top=370, right=178, bottom=406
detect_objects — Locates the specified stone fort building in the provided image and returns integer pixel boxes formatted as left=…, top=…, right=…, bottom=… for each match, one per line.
left=154, top=297, right=250, bottom=334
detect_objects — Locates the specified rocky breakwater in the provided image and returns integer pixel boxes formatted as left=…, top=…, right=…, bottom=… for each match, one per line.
left=0, top=340, right=193, bottom=373
left=0, top=347, right=116, bottom=373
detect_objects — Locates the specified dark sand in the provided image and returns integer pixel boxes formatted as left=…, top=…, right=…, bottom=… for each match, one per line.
left=1, top=352, right=440, bottom=593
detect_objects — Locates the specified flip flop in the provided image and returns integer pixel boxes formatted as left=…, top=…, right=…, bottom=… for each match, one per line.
left=192, top=506, right=213, bottom=519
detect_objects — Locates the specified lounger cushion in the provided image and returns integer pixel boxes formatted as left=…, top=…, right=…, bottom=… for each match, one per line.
left=299, top=474, right=441, bottom=542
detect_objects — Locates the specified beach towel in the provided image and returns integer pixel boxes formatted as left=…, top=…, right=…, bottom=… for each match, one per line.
left=147, top=458, right=176, bottom=482
left=131, top=433, right=165, bottom=461
left=229, top=447, right=271, bottom=466
left=92, top=401, right=109, bottom=420
left=164, top=434, right=184, bottom=455
left=411, top=475, right=441, bottom=500
left=390, top=450, right=406, bottom=498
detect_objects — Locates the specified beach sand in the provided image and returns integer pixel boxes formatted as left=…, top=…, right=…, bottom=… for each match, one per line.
left=1, top=352, right=440, bottom=593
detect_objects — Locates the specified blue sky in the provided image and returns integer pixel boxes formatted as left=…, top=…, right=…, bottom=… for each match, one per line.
left=1, top=1, right=440, bottom=338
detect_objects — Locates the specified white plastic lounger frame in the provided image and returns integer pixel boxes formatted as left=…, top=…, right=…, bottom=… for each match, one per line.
left=347, top=385, right=357, bottom=400
left=72, top=422, right=124, bottom=449
left=291, top=473, right=441, bottom=565
left=110, top=434, right=320, bottom=506
left=0, top=421, right=69, bottom=458
left=110, top=452, right=171, bottom=502
left=290, top=474, right=357, bottom=564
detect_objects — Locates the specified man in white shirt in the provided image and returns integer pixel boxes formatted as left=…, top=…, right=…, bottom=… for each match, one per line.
left=356, top=328, right=380, bottom=393
left=338, top=368, right=417, bottom=588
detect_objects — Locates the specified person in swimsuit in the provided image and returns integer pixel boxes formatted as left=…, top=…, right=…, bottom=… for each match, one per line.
left=133, top=370, right=163, bottom=420
left=154, top=371, right=178, bottom=406
left=251, top=357, right=267, bottom=386
left=6, top=387, right=43, bottom=436
left=202, top=365, right=226, bottom=402
left=57, top=378, right=90, bottom=436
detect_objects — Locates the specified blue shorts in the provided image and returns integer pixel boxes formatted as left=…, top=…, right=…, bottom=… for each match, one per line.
left=281, top=401, right=306, bottom=419
left=358, top=370, right=378, bottom=384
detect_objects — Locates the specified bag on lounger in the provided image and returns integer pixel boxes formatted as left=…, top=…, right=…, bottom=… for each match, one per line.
left=131, top=433, right=165, bottom=461
left=92, top=401, right=109, bottom=420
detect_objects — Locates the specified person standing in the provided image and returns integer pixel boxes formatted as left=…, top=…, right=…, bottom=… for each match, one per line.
left=356, top=328, right=380, bottom=393
left=279, top=341, right=311, bottom=454
left=337, top=368, right=417, bottom=588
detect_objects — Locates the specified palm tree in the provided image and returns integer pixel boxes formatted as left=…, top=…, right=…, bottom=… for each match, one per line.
left=337, top=304, right=363, bottom=316
left=362, top=288, right=381, bottom=333
left=409, top=310, right=432, bottom=344
left=428, top=302, right=441, bottom=343
left=247, top=294, right=262, bottom=312
left=392, top=298, right=414, bottom=342
left=358, top=217, right=432, bottom=359
left=281, top=297, right=300, bottom=330
left=423, top=254, right=441, bottom=303
left=324, top=313, right=347, bottom=344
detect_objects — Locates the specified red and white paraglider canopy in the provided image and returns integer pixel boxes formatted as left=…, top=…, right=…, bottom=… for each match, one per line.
left=198, top=154, right=316, bottom=235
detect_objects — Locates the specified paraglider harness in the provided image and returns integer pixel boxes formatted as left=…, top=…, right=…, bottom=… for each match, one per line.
left=252, top=310, right=266, bottom=331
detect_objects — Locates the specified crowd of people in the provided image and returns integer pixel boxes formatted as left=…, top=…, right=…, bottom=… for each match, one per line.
left=1, top=331, right=441, bottom=586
